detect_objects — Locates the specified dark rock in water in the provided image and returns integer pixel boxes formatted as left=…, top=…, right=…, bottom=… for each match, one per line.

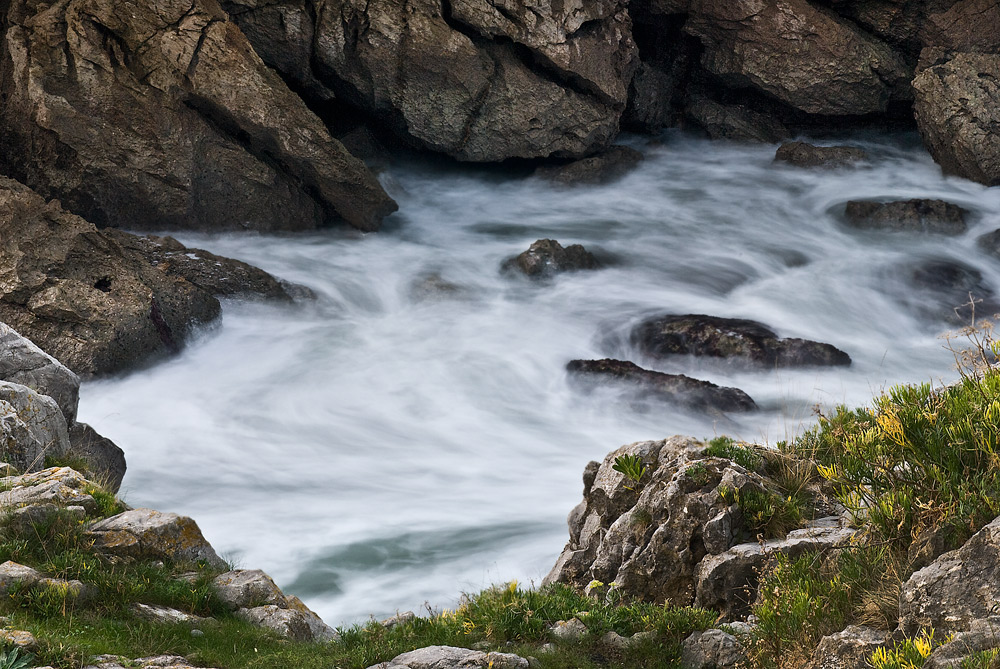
left=68, top=423, right=127, bottom=494
left=0, top=0, right=396, bottom=232
left=624, top=63, right=683, bottom=133
left=685, top=94, right=790, bottom=143
left=631, top=314, right=851, bottom=368
left=337, top=126, right=393, bottom=173
left=906, top=259, right=1000, bottom=324
left=844, top=199, right=968, bottom=235
left=534, top=147, right=644, bottom=186
left=774, top=142, right=869, bottom=168
left=977, top=229, right=1000, bottom=260
left=914, top=53, right=1000, bottom=187
left=504, top=240, right=601, bottom=278
left=566, top=359, right=757, bottom=413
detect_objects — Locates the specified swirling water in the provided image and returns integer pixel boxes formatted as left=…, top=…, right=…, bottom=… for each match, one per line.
left=77, top=131, right=1000, bottom=627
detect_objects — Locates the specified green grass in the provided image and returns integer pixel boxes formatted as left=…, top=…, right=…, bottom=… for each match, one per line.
left=705, top=437, right=764, bottom=472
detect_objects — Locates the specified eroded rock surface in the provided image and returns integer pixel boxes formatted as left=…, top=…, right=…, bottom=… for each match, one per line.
left=505, top=240, right=601, bottom=278
left=0, top=0, right=396, bottom=231
left=87, top=509, right=227, bottom=569
left=844, top=199, right=968, bottom=235
left=0, top=382, right=71, bottom=473
left=367, top=646, right=529, bottom=669
left=806, top=626, right=889, bottom=669
left=534, top=147, right=644, bottom=185
left=775, top=142, right=869, bottom=169
left=0, top=323, right=79, bottom=423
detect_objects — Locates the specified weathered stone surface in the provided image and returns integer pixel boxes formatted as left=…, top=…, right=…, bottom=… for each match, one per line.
left=85, top=656, right=220, bottom=669
left=534, top=147, right=644, bottom=185
left=213, top=569, right=287, bottom=610
left=806, top=625, right=888, bottom=669
left=0, top=467, right=96, bottom=512
left=0, top=323, right=79, bottom=423
left=87, top=508, right=225, bottom=569
left=681, top=628, right=745, bottom=669
left=229, top=0, right=637, bottom=162
left=566, top=359, right=757, bottom=413
left=0, top=561, right=44, bottom=592
left=683, top=0, right=911, bottom=116
left=67, top=423, right=127, bottom=493
left=0, top=629, right=38, bottom=650
left=899, top=514, right=1000, bottom=636
left=380, top=611, right=417, bottom=629
left=550, top=618, right=587, bottom=641
left=913, top=53, right=1000, bottom=186
left=624, top=63, right=683, bottom=133
left=132, top=603, right=213, bottom=627
left=0, top=0, right=396, bottom=232
left=631, top=315, right=851, bottom=368
left=922, top=617, right=1000, bottom=669
left=774, top=142, right=869, bottom=169
left=236, top=605, right=313, bottom=642
left=844, top=199, right=967, bottom=235
left=8, top=503, right=87, bottom=529
left=369, top=646, right=529, bottom=669
left=693, top=526, right=856, bottom=619
left=285, top=594, right=340, bottom=642
left=685, top=93, right=790, bottom=143
left=0, top=381, right=71, bottom=472
left=918, top=0, right=1000, bottom=54
left=505, top=240, right=601, bottom=278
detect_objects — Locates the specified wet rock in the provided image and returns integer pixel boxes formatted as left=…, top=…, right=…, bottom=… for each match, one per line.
left=505, top=240, right=601, bottom=278
left=680, top=628, right=745, bottom=668
left=0, top=382, right=71, bottom=472
left=566, top=359, right=757, bottom=413
left=0, top=0, right=396, bottom=232
left=899, top=514, right=1000, bottom=636
left=0, top=467, right=97, bottom=512
left=213, top=570, right=287, bottom=610
left=67, top=423, right=127, bottom=494
left=978, top=229, right=1000, bottom=260
left=369, top=646, right=529, bottom=669
left=337, top=126, right=393, bottom=173
left=0, top=323, right=79, bottom=423
left=807, top=626, right=889, bottom=669
left=903, top=259, right=1000, bottom=325
left=774, top=142, right=869, bottom=169
left=844, top=199, right=968, bottom=235
left=534, top=147, right=644, bottom=186
left=624, top=63, right=683, bottom=133
left=87, top=508, right=226, bottom=569
left=631, top=315, right=851, bottom=368
left=228, top=0, right=637, bottom=162
left=914, top=53, right=1000, bottom=187
left=693, top=526, right=856, bottom=619
left=683, top=0, right=911, bottom=116
left=685, top=94, right=790, bottom=143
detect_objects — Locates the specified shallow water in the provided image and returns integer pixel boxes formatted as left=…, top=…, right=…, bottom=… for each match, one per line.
left=78, top=131, right=1000, bottom=627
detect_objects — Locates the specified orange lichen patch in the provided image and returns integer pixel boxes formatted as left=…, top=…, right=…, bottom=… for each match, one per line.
left=86, top=509, right=225, bottom=569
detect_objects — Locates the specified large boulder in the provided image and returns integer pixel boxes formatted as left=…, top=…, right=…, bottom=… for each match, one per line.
left=630, top=315, right=851, bottom=368
left=0, top=467, right=99, bottom=512
left=806, top=626, right=889, bottom=669
left=0, top=0, right=396, bottom=232
left=0, top=382, right=71, bottom=473
left=913, top=52, right=1000, bottom=186
left=0, top=323, right=79, bottom=423
left=683, top=0, right=911, bottom=117
left=684, top=92, right=790, bottom=143
left=225, top=0, right=638, bottom=161
left=67, top=423, right=127, bottom=493
left=0, top=177, right=288, bottom=375
left=87, top=508, right=227, bottom=569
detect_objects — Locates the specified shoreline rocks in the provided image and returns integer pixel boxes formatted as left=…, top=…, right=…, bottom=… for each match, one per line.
left=843, top=199, right=968, bottom=234
left=504, top=239, right=601, bottom=278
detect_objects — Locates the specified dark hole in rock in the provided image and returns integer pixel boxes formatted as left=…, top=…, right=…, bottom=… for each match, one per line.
left=93, top=277, right=112, bottom=293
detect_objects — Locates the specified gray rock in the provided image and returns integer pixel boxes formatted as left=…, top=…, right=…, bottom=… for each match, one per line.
left=899, top=514, right=1000, bottom=636
left=0, top=323, right=79, bottom=423
left=505, top=240, right=601, bottom=278
left=381, top=611, right=417, bottom=629
left=922, top=618, right=1000, bottom=669
left=213, top=569, right=288, bottom=610
left=0, top=629, right=37, bottom=650
left=0, top=467, right=97, bottom=512
left=680, top=628, right=745, bottom=668
left=0, top=381, right=71, bottom=472
left=774, top=142, right=869, bottom=169
left=87, top=508, right=226, bottom=569
left=372, top=646, right=529, bottom=669
left=806, top=625, right=888, bottom=669
left=8, top=503, right=86, bottom=529
left=844, top=199, right=968, bottom=235
left=550, top=617, right=587, bottom=641
left=85, top=656, right=220, bottom=669
left=631, top=314, right=851, bottom=368
left=0, top=561, right=43, bottom=592
left=566, top=359, right=757, bottom=413
left=284, top=594, right=340, bottom=642
left=534, top=147, right=644, bottom=186
left=67, top=423, right=127, bottom=494
left=236, top=605, right=313, bottom=642
left=132, top=603, right=213, bottom=627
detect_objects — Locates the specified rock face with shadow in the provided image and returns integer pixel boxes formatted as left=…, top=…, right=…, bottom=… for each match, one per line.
left=0, top=0, right=396, bottom=232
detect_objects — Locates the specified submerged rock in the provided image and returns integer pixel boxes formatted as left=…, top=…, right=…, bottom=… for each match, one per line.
left=901, top=259, right=1000, bottom=325
left=977, top=229, right=1000, bottom=260
left=631, top=315, right=851, bottom=368
left=685, top=94, right=790, bottom=143
left=0, top=0, right=396, bottom=231
left=534, top=147, right=644, bottom=186
left=774, top=142, right=869, bottom=169
left=566, top=359, right=757, bottom=413
left=504, top=240, right=601, bottom=278
left=844, top=199, right=968, bottom=234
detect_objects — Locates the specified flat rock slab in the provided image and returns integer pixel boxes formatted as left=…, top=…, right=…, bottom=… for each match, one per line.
left=504, top=239, right=601, bottom=278
left=0, top=467, right=96, bottom=512
left=0, top=323, right=79, bottom=423
left=566, top=359, right=757, bottom=413
left=844, top=199, right=968, bottom=234
left=367, top=646, right=529, bottom=669
left=85, top=656, right=219, bottom=669
left=87, top=508, right=225, bottom=569
left=131, top=603, right=214, bottom=627
left=774, top=142, right=868, bottom=169
left=631, top=314, right=851, bottom=368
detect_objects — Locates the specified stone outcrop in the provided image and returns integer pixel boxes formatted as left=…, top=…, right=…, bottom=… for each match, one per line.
left=67, top=423, right=127, bottom=493
left=921, top=618, right=1000, bottom=669
left=566, top=359, right=757, bottom=413
left=844, top=199, right=968, bottom=235
left=87, top=508, right=227, bottom=569
left=0, top=382, right=71, bottom=473
left=899, top=514, right=1000, bottom=636
left=0, top=177, right=294, bottom=376
left=682, top=0, right=911, bottom=117
left=86, top=656, right=219, bottom=669
left=680, top=629, right=746, bottom=669
left=0, top=0, right=396, bottom=232
left=775, top=143, right=869, bottom=169
left=0, top=467, right=97, bottom=512
left=366, top=645, right=529, bottom=669
left=225, top=0, right=638, bottom=162
left=913, top=53, right=1000, bottom=187
left=504, top=240, right=601, bottom=278
left=0, top=323, right=79, bottom=423
left=806, top=626, right=889, bottom=669
left=631, top=314, right=852, bottom=368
